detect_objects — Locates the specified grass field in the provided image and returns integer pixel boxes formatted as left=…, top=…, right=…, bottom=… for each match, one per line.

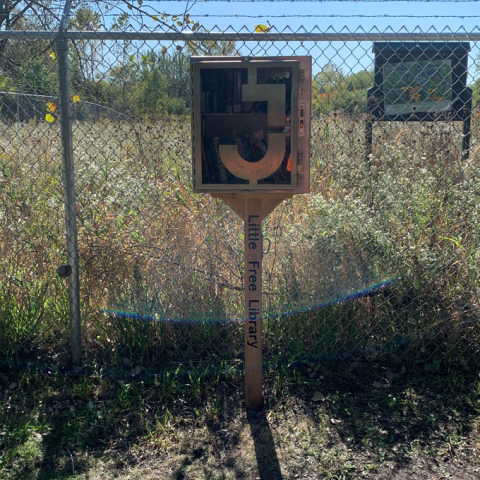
left=1, top=103, right=480, bottom=478
left=1, top=111, right=479, bottom=369
left=1, top=360, right=479, bottom=479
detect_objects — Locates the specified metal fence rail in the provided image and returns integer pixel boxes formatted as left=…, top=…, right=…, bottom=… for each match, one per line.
left=1, top=17, right=479, bottom=372
left=1, top=31, right=480, bottom=41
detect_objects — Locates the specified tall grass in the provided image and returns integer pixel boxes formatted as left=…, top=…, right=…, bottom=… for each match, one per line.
left=1, top=111, right=479, bottom=368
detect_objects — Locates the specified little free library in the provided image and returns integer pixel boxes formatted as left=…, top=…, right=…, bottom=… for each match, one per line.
left=189, top=43, right=470, bottom=409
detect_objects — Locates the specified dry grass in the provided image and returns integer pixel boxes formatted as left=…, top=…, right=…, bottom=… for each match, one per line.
left=1, top=112, right=480, bottom=368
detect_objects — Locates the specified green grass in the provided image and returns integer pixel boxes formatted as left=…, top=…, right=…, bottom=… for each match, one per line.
left=1, top=360, right=479, bottom=479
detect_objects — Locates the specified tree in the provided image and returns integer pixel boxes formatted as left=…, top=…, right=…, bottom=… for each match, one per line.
left=472, top=53, right=480, bottom=108
left=0, top=1, right=59, bottom=75
left=106, top=49, right=191, bottom=117
left=312, top=63, right=373, bottom=115
left=0, top=1, right=235, bottom=117
left=18, top=55, right=57, bottom=95
left=185, top=40, right=238, bottom=57
left=68, top=7, right=102, bottom=81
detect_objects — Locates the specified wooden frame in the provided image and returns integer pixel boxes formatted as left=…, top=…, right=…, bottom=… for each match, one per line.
left=190, top=56, right=311, bottom=194
left=192, top=56, right=312, bottom=410
left=367, top=42, right=471, bottom=122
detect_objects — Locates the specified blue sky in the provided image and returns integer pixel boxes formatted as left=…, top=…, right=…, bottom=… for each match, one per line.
left=97, top=1, right=480, bottom=80
left=149, top=2, right=479, bottom=71
left=145, top=1, right=480, bottom=33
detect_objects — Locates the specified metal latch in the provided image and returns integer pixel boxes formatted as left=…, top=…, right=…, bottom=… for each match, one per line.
left=262, top=235, right=271, bottom=256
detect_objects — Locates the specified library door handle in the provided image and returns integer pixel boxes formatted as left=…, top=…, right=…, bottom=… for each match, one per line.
left=219, top=133, right=286, bottom=185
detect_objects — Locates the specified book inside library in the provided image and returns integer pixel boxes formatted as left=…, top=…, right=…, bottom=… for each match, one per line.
left=200, top=66, right=294, bottom=186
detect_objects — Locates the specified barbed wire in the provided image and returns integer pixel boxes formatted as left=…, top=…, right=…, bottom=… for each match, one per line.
left=88, top=13, right=480, bottom=18
left=193, top=14, right=480, bottom=18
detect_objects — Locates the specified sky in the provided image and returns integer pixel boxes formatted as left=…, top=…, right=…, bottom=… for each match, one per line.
left=86, top=1, right=480, bottom=80
left=143, top=1, right=480, bottom=33
left=115, top=1, right=479, bottom=79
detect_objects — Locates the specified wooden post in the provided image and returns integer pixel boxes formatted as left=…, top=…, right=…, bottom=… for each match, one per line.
left=244, top=197, right=263, bottom=410
left=213, top=193, right=292, bottom=410
left=192, top=56, right=312, bottom=410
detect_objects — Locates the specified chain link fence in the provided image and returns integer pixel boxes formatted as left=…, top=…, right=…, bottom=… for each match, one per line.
left=1, top=6, right=480, bottom=372
left=0, top=92, right=128, bottom=123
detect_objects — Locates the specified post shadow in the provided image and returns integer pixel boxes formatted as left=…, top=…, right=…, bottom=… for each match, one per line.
left=246, top=409, right=283, bottom=480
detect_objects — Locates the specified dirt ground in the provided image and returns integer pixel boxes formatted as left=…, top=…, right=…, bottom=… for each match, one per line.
left=1, top=360, right=479, bottom=479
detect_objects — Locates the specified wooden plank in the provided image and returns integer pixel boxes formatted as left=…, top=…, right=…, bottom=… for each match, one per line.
left=244, top=197, right=263, bottom=410
left=213, top=192, right=292, bottom=410
left=212, top=194, right=246, bottom=221
left=212, top=193, right=292, bottom=221
left=262, top=195, right=292, bottom=220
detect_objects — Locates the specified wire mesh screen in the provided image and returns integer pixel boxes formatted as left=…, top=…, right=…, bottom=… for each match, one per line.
left=1, top=22, right=479, bottom=371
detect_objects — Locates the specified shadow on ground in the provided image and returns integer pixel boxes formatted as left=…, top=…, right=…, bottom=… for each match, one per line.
left=0, top=359, right=479, bottom=479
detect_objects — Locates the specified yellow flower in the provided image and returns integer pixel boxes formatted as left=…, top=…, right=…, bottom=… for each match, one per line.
left=45, top=113, right=55, bottom=123
left=428, top=88, right=443, bottom=101
left=408, top=86, right=421, bottom=102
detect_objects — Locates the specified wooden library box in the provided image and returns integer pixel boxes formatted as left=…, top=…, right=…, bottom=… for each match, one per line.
left=190, top=56, right=312, bottom=194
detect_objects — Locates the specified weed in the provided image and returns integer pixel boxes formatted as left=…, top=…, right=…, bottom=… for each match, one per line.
left=1, top=115, right=480, bottom=372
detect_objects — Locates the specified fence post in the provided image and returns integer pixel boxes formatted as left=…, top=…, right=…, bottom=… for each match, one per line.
left=57, top=0, right=82, bottom=366
left=16, top=91, right=20, bottom=122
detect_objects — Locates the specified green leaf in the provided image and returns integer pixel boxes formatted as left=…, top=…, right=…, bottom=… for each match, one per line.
left=175, top=190, right=187, bottom=207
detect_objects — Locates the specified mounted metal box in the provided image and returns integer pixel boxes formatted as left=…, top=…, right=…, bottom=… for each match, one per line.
left=190, top=56, right=312, bottom=193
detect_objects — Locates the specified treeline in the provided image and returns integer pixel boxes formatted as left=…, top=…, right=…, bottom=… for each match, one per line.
left=0, top=54, right=377, bottom=120
left=0, top=47, right=192, bottom=119
left=2, top=51, right=480, bottom=121
left=312, top=64, right=373, bottom=115
left=76, top=50, right=192, bottom=117
left=312, top=63, right=480, bottom=115
left=1, top=5, right=480, bottom=121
